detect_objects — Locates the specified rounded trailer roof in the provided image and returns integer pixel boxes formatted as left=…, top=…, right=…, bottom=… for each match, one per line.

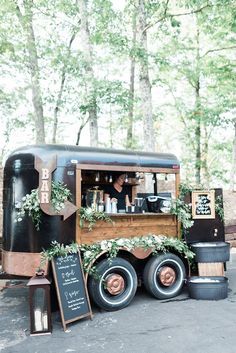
left=5, top=144, right=180, bottom=170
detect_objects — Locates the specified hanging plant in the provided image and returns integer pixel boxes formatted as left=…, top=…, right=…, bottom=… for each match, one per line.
left=171, top=183, right=225, bottom=233
left=215, top=195, right=224, bottom=222
left=170, top=198, right=194, bottom=230
left=170, top=183, right=194, bottom=230
left=15, top=181, right=71, bottom=231
left=79, top=207, right=113, bottom=231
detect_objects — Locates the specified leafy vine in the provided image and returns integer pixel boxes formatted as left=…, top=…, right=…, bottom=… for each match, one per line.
left=170, top=183, right=225, bottom=234
left=15, top=181, right=71, bottom=230
left=79, top=207, right=113, bottom=231
left=40, top=235, right=195, bottom=275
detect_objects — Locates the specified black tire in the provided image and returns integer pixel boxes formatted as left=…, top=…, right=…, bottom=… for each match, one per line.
left=88, top=257, right=138, bottom=311
left=143, top=253, right=186, bottom=299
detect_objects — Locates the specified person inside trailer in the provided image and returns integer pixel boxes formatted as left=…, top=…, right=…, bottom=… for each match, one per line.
left=104, top=173, right=131, bottom=211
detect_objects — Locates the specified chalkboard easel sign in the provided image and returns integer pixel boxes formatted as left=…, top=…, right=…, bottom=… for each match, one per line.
left=192, top=190, right=215, bottom=219
left=51, top=252, right=93, bottom=331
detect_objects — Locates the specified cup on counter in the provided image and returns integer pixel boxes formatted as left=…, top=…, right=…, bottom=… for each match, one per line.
left=126, top=206, right=131, bottom=213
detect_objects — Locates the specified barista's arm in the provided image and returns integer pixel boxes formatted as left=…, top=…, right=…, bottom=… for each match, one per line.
left=125, top=194, right=131, bottom=207
left=104, top=193, right=110, bottom=201
left=104, top=193, right=117, bottom=203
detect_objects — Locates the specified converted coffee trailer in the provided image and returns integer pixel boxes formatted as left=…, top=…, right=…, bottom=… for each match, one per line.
left=2, top=144, right=190, bottom=311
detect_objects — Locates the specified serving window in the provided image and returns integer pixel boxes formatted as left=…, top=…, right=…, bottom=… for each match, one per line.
left=76, top=166, right=178, bottom=214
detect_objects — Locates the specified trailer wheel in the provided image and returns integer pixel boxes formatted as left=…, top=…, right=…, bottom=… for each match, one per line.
left=88, top=257, right=138, bottom=311
left=143, top=253, right=186, bottom=299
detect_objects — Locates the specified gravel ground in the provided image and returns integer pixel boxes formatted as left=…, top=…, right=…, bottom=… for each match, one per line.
left=1, top=250, right=236, bottom=353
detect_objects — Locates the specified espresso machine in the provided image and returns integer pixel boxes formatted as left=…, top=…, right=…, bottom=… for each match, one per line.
left=86, top=187, right=104, bottom=211
left=134, top=197, right=144, bottom=213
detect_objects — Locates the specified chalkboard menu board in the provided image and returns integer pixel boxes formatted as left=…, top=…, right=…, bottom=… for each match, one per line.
left=192, top=190, right=215, bottom=219
left=51, top=252, right=92, bottom=331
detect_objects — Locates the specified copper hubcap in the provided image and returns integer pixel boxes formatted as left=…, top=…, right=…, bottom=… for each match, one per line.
left=158, top=266, right=176, bottom=286
left=106, top=274, right=125, bottom=295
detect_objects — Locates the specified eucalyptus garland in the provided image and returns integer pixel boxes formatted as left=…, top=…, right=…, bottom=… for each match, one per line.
left=170, top=183, right=225, bottom=232
left=79, top=207, right=113, bottom=231
left=215, top=195, right=224, bottom=221
left=41, top=240, right=78, bottom=261
left=170, top=183, right=194, bottom=230
left=41, top=235, right=195, bottom=275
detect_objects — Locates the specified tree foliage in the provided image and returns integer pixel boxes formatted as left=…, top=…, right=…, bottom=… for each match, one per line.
left=0, top=0, right=235, bottom=187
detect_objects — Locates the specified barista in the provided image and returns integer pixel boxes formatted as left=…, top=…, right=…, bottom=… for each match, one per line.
left=104, top=173, right=131, bottom=211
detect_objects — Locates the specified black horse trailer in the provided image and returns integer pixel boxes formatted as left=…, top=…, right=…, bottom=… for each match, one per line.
left=2, top=144, right=191, bottom=311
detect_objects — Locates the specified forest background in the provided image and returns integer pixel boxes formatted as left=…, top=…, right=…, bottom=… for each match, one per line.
left=1, top=0, right=236, bottom=190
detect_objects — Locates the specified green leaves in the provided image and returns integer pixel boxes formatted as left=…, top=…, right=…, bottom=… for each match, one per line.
left=79, top=207, right=113, bottom=231
left=44, top=235, right=195, bottom=274
left=171, top=198, right=194, bottom=230
left=15, top=181, right=71, bottom=231
left=0, top=0, right=235, bottom=186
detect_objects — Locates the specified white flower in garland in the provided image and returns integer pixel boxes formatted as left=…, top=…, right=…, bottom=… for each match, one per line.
left=116, top=238, right=125, bottom=246
left=100, top=240, right=108, bottom=251
left=84, top=250, right=93, bottom=258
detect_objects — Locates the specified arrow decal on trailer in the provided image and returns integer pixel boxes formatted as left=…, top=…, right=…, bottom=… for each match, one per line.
left=34, top=155, right=78, bottom=220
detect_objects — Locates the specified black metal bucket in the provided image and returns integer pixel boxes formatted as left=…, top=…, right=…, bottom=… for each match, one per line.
left=187, top=276, right=228, bottom=300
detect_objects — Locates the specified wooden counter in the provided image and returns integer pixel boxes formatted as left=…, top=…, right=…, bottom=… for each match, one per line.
left=76, top=212, right=178, bottom=245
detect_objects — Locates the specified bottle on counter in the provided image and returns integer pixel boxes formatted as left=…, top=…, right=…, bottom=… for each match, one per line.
left=98, top=201, right=104, bottom=212
left=105, top=197, right=111, bottom=213
left=111, top=200, right=117, bottom=214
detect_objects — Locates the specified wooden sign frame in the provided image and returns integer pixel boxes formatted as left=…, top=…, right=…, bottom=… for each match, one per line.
left=192, top=190, right=215, bottom=219
left=51, top=251, right=93, bottom=331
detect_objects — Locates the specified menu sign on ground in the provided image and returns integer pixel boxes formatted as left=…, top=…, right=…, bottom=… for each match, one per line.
left=52, top=252, right=92, bottom=331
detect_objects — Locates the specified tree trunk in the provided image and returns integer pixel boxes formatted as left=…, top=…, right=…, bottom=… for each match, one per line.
left=126, top=9, right=137, bottom=150
left=230, top=118, right=236, bottom=191
left=76, top=116, right=90, bottom=145
left=15, top=0, right=45, bottom=144
left=194, top=23, right=201, bottom=185
left=53, top=32, right=77, bottom=143
left=194, top=106, right=201, bottom=185
left=137, top=0, right=155, bottom=152
left=78, top=0, right=98, bottom=147
left=201, top=125, right=210, bottom=187
left=109, top=104, right=114, bottom=148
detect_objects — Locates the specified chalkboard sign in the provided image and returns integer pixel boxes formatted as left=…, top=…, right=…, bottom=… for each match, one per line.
left=192, top=190, right=215, bottom=219
left=51, top=252, right=92, bottom=331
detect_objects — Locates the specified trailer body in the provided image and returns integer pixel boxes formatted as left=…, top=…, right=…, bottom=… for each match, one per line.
left=2, top=144, right=187, bottom=310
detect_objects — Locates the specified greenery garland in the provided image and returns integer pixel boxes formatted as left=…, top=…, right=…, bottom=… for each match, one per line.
left=215, top=195, right=224, bottom=222
left=79, top=207, right=113, bottom=231
left=40, top=235, right=195, bottom=275
left=170, top=183, right=225, bottom=232
left=170, top=183, right=194, bottom=230
left=15, top=181, right=71, bottom=230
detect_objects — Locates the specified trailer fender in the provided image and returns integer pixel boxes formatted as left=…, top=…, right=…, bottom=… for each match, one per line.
left=83, top=246, right=153, bottom=282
